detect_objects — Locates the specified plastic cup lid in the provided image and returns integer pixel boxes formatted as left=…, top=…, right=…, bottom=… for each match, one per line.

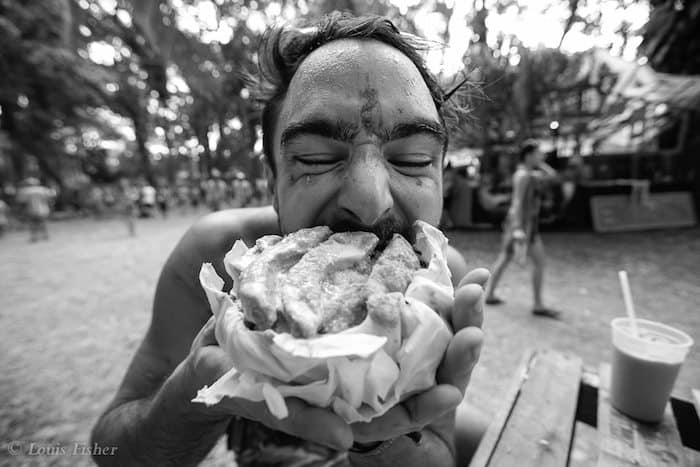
left=611, top=317, right=693, bottom=362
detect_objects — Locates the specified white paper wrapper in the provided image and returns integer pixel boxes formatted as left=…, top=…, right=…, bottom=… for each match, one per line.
left=193, top=221, right=453, bottom=423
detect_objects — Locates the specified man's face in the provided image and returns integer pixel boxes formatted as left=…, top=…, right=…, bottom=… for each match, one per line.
left=269, top=39, right=445, bottom=243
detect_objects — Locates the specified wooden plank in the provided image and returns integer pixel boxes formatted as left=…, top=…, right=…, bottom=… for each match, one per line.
left=692, top=389, right=700, bottom=418
left=484, top=350, right=583, bottom=467
left=596, top=364, right=687, bottom=467
left=670, top=396, right=700, bottom=451
left=577, top=367, right=600, bottom=428
left=468, top=350, right=536, bottom=467
left=581, top=367, right=600, bottom=388
left=570, top=421, right=600, bottom=467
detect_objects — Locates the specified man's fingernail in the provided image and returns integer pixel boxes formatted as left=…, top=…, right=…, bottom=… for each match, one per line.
left=471, top=346, right=482, bottom=363
left=334, top=440, right=351, bottom=451
left=332, top=432, right=353, bottom=451
left=320, top=439, right=343, bottom=450
left=444, top=387, right=463, bottom=411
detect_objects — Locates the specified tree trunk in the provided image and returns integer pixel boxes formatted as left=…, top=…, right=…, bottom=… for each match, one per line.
left=558, top=0, right=580, bottom=49
left=132, top=117, right=155, bottom=185
left=512, top=50, right=534, bottom=138
left=0, top=100, right=25, bottom=181
left=194, top=123, right=212, bottom=177
left=217, top=113, right=226, bottom=161
left=32, top=146, right=65, bottom=189
left=163, top=129, right=177, bottom=183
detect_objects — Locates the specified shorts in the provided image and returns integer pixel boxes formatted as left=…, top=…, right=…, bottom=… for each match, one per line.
left=501, top=219, right=539, bottom=254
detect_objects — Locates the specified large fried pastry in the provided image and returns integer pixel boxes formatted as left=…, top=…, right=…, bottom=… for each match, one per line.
left=234, top=231, right=422, bottom=338
left=235, top=227, right=331, bottom=330
left=195, top=221, right=455, bottom=424
left=367, top=234, right=421, bottom=295
left=279, top=231, right=378, bottom=337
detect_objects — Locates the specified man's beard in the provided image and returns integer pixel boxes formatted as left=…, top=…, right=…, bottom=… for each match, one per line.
left=276, top=210, right=414, bottom=248
left=327, top=214, right=413, bottom=249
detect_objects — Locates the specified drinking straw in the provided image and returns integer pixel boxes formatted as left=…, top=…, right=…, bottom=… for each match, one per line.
left=618, top=270, right=639, bottom=337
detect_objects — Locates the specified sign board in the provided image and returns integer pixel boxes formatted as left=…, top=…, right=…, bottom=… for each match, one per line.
left=590, top=191, right=697, bottom=232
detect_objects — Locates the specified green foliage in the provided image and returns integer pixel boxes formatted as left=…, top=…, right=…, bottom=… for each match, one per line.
left=641, top=0, right=700, bottom=74
left=0, top=0, right=660, bottom=191
left=0, top=0, right=116, bottom=186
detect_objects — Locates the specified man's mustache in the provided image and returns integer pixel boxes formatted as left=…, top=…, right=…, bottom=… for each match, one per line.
left=328, top=215, right=413, bottom=248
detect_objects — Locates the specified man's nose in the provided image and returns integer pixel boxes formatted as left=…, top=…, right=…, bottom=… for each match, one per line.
left=337, top=149, right=393, bottom=226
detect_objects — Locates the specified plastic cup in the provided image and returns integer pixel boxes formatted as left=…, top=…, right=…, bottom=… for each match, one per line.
left=609, top=318, right=693, bottom=423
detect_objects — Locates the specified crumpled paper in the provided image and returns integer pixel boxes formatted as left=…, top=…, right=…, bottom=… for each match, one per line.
left=192, top=220, right=453, bottom=423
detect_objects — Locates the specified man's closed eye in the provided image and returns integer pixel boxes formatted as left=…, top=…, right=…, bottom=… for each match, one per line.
left=389, top=156, right=435, bottom=169
left=296, top=155, right=342, bottom=166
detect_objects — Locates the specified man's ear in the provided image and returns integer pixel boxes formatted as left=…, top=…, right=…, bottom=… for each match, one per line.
left=262, top=158, right=279, bottom=213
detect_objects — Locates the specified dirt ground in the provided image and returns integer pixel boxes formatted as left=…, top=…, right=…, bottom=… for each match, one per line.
left=1, top=212, right=698, bottom=466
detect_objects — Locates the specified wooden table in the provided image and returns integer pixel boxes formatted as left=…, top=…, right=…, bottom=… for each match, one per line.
left=469, top=350, right=700, bottom=467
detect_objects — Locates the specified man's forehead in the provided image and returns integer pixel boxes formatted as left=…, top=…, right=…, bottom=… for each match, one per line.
left=291, top=39, right=421, bottom=85
left=279, top=39, right=439, bottom=127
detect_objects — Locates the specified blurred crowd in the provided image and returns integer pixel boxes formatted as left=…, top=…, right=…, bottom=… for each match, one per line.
left=0, top=170, right=271, bottom=240
left=1, top=148, right=589, bottom=241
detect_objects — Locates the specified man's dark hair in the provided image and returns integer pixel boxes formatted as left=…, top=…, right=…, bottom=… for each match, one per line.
left=519, top=140, right=539, bottom=162
left=252, top=13, right=463, bottom=175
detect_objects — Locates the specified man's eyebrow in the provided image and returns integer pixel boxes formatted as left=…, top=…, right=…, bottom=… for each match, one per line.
left=387, top=119, right=446, bottom=144
left=280, top=117, right=446, bottom=145
left=280, top=119, right=358, bottom=146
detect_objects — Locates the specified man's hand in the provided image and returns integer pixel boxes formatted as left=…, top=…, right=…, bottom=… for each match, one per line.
left=182, top=316, right=354, bottom=450
left=351, top=268, right=489, bottom=443
left=167, top=265, right=489, bottom=452
left=512, top=228, right=526, bottom=242
left=511, top=229, right=528, bottom=264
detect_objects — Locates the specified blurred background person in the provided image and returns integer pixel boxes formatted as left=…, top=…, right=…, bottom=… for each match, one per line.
left=15, top=177, right=54, bottom=242
left=231, top=175, right=242, bottom=208
left=204, top=169, right=227, bottom=212
left=156, top=180, right=171, bottom=219
left=117, top=178, right=138, bottom=236
left=254, top=178, right=271, bottom=206
left=138, top=181, right=157, bottom=218
left=0, top=197, right=8, bottom=237
left=191, top=179, right=203, bottom=211
left=234, top=173, right=253, bottom=208
left=88, top=184, right=106, bottom=219
left=484, top=140, right=561, bottom=319
left=175, top=178, right=192, bottom=215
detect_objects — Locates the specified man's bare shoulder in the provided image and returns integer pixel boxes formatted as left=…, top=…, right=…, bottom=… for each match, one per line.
left=188, top=206, right=279, bottom=253
left=146, top=206, right=280, bottom=364
left=182, top=206, right=280, bottom=262
left=158, top=206, right=279, bottom=307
